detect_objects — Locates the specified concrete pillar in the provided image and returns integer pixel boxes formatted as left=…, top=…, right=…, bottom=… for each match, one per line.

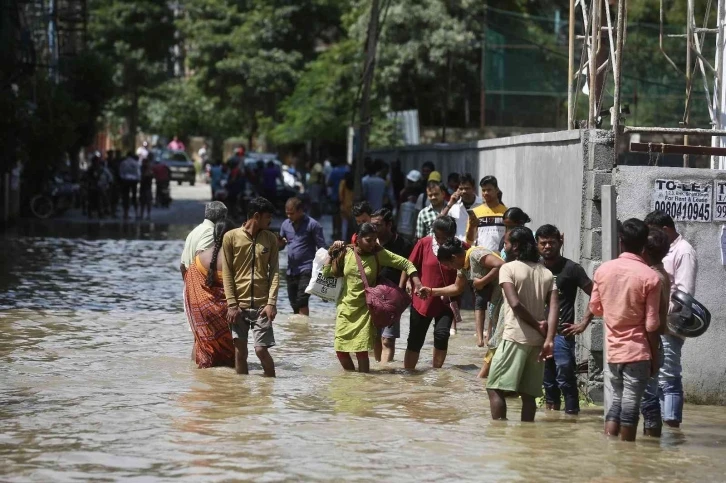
left=601, top=185, right=618, bottom=261
left=576, top=129, right=615, bottom=403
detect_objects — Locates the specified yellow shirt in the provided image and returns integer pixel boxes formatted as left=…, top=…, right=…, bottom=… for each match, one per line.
left=222, top=227, right=280, bottom=309
left=339, top=179, right=354, bottom=217
left=465, top=203, right=507, bottom=252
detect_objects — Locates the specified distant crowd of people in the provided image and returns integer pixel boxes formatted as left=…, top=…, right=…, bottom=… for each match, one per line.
left=82, top=143, right=172, bottom=220
left=206, top=146, right=296, bottom=220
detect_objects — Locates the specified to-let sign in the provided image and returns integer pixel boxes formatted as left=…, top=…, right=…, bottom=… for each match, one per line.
left=715, top=180, right=726, bottom=222
left=652, top=179, right=712, bottom=222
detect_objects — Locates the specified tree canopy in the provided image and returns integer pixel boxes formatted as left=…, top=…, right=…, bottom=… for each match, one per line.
left=83, top=0, right=713, bottom=152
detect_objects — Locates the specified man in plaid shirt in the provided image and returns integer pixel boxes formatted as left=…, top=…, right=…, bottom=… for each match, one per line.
left=415, top=172, right=447, bottom=239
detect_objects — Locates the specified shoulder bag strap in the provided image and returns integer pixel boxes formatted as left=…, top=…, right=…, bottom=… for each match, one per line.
left=353, top=249, right=371, bottom=289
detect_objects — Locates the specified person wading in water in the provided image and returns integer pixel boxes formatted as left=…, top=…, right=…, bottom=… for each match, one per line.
left=323, top=223, right=424, bottom=373
left=185, top=218, right=237, bottom=368
left=222, top=197, right=279, bottom=377
left=369, top=208, right=414, bottom=362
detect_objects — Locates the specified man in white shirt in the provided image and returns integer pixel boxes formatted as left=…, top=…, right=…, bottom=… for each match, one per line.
left=644, top=210, right=697, bottom=430
left=198, top=142, right=209, bottom=170
left=136, top=141, right=149, bottom=161
left=119, top=153, right=141, bottom=220
left=440, top=173, right=482, bottom=241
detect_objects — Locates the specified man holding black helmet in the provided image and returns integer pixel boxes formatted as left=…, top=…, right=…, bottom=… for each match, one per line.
left=644, top=210, right=698, bottom=431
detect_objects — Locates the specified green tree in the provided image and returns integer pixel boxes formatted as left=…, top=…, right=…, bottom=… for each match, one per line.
left=270, top=38, right=359, bottom=145
left=89, top=0, right=175, bottom=150
left=180, top=0, right=346, bottom=147
left=61, top=52, right=115, bottom=175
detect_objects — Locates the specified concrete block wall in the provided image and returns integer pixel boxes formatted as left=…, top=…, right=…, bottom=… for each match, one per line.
left=577, top=129, right=615, bottom=403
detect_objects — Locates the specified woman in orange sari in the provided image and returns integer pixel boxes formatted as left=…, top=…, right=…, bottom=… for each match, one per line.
left=184, top=218, right=237, bottom=368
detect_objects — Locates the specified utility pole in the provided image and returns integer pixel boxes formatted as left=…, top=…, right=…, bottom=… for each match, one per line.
left=480, top=3, right=487, bottom=130
left=567, top=0, right=575, bottom=129
left=354, top=0, right=381, bottom=200
left=712, top=0, right=726, bottom=170
left=48, top=0, right=59, bottom=83
left=684, top=0, right=693, bottom=167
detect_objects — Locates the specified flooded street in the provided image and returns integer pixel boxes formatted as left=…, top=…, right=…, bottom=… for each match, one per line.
left=1, top=213, right=726, bottom=481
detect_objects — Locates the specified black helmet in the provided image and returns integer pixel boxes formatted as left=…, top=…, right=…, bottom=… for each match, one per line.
left=668, top=290, right=710, bottom=338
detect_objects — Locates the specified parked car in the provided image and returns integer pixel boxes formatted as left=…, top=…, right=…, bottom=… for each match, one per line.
left=155, top=149, right=196, bottom=186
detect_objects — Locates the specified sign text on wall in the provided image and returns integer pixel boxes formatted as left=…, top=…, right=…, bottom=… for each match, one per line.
left=715, top=180, right=726, bottom=222
left=652, top=179, right=712, bottom=222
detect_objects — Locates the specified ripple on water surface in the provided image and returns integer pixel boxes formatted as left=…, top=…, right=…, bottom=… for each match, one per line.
left=1, top=235, right=725, bottom=482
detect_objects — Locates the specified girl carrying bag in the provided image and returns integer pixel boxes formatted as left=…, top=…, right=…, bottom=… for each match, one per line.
left=353, top=249, right=411, bottom=329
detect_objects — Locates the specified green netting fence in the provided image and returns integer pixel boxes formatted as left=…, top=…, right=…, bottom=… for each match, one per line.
left=482, top=6, right=713, bottom=128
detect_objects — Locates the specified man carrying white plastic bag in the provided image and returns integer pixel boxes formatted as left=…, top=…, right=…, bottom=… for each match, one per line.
left=306, top=248, right=343, bottom=301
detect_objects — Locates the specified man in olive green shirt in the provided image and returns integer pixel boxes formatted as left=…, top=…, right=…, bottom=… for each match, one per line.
left=222, top=197, right=279, bottom=377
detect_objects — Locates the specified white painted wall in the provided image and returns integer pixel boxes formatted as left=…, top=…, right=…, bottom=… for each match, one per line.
left=477, top=131, right=585, bottom=261
left=616, top=166, right=726, bottom=404
left=369, top=131, right=586, bottom=261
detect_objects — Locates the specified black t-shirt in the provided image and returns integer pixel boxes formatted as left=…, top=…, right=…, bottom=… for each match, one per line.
left=379, top=234, right=414, bottom=284
left=547, top=257, right=592, bottom=331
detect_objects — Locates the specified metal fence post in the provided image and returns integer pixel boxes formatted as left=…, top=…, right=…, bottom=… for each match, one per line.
left=601, top=183, right=617, bottom=417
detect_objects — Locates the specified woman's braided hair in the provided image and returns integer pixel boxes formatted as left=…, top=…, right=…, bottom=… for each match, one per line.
left=206, top=218, right=237, bottom=287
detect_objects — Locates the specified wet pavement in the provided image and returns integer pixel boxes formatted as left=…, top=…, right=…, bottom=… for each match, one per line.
left=1, top=184, right=725, bottom=482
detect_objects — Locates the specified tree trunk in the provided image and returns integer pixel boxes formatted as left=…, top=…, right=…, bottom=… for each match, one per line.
left=211, top=134, right=224, bottom=163
left=125, top=89, right=139, bottom=152
left=441, top=55, right=452, bottom=143
left=248, top=117, right=258, bottom=152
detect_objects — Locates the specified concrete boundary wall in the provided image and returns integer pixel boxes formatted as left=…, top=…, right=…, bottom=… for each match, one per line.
left=615, top=166, right=726, bottom=404
left=368, top=143, right=479, bottom=185
left=476, top=130, right=584, bottom=261
left=369, top=130, right=588, bottom=261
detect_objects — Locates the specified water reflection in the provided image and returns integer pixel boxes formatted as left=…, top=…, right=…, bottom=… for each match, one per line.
left=1, top=233, right=725, bottom=481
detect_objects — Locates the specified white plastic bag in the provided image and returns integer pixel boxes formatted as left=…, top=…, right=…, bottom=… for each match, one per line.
left=305, top=248, right=342, bottom=301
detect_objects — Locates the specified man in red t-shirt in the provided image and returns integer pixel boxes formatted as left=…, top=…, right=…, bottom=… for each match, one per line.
left=403, top=215, right=468, bottom=369
left=152, top=161, right=171, bottom=206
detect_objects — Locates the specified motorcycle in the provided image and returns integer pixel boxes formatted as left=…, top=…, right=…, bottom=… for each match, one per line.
left=29, top=175, right=81, bottom=219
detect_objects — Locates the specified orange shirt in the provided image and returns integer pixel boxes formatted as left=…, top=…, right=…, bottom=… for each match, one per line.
left=589, top=252, right=661, bottom=364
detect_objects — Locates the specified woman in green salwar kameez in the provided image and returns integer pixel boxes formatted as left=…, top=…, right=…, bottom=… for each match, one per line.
left=323, top=223, right=424, bottom=373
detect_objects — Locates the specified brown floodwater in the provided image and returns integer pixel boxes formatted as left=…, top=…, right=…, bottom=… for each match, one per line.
left=1, top=228, right=725, bottom=482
